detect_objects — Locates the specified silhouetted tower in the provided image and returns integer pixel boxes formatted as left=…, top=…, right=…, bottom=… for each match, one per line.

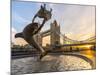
left=50, top=20, right=60, bottom=46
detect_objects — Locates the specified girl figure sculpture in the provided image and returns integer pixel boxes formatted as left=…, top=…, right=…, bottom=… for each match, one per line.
left=15, top=4, right=52, bottom=60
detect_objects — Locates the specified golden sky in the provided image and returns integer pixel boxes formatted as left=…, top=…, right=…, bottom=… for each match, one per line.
left=12, top=3, right=95, bottom=46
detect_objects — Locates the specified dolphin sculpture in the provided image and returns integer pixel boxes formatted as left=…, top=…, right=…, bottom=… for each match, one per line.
left=15, top=4, right=52, bottom=60
left=32, top=4, right=52, bottom=22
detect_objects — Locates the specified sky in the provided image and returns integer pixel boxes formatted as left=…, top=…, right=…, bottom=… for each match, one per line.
left=11, top=0, right=95, bottom=45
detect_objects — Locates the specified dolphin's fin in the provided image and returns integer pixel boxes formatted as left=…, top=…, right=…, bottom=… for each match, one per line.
left=15, top=32, right=24, bottom=38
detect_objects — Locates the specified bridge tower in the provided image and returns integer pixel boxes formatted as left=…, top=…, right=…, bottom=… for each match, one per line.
left=50, top=20, right=60, bottom=46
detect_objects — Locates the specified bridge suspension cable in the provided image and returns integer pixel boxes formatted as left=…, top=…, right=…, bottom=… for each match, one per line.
left=55, top=31, right=81, bottom=44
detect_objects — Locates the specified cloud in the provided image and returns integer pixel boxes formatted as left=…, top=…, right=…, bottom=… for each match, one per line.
left=48, top=4, right=95, bottom=41
left=12, top=27, right=17, bottom=33
left=14, top=38, right=28, bottom=46
left=11, top=27, right=17, bottom=43
left=13, top=12, right=31, bottom=24
left=11, top=27, right=28, bottom=45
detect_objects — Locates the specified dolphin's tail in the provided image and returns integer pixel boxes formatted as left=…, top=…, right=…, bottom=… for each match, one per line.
left=15, top=32, right=24, bottom=38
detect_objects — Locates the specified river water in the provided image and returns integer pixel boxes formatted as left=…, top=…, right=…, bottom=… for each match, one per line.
left=11, top=49, right=95, bottom=75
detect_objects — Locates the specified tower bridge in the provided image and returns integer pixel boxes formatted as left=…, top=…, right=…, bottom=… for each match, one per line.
left=35, top=20, right=95, bottom=47
left=35, top=20, right=60, bottom=46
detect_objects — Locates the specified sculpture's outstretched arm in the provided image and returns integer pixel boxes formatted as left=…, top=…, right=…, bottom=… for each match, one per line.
left=44, top=4, right=46, bottom=10
left=33, top=19, right=46, bottom=34
left=32, top=14, right=37, bottom=23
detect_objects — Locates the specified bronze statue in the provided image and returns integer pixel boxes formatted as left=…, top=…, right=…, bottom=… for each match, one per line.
left=15, top=4, right=52, bottom=60
left=32, top=4, right=52, bottom=22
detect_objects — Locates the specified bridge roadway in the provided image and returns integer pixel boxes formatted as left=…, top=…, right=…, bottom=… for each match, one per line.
left=60, top=42, right=95, bottom=47
left=40, top=29, right=50, bottom=37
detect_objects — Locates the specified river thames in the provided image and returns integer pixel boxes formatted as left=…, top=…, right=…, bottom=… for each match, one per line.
left=11, top=49, right=95, bottom=75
